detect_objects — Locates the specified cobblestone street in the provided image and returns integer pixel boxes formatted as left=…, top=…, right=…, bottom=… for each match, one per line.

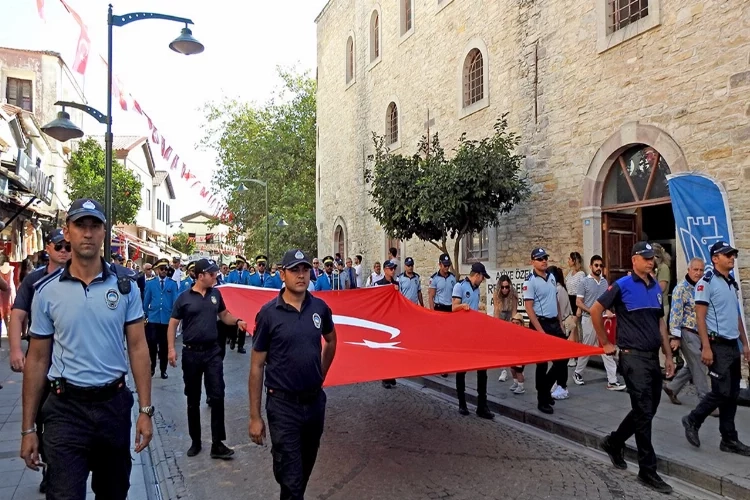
left=150, top=340, right=708, bottom=500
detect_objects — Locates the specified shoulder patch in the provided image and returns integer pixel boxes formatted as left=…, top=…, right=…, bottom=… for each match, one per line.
left=702, top=270, right=714, bottom=282
left=33, top=267, right=63, bottom=292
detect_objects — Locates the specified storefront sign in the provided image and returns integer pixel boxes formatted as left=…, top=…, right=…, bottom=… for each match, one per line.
left=485, top=267, right=531, bottom=318
left=15, top=150, right=54, bottom=205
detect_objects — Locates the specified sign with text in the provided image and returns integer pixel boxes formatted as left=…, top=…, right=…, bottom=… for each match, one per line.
left=485, top=267, right=532, bottom=318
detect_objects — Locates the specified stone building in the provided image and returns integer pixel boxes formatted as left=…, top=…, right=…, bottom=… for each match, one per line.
left=315, top=1, right=750, bottom=304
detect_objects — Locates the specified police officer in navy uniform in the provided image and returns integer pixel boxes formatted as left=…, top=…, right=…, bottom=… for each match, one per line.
left=249, top=249, right=338, bottom=500
left=168, top=258, right=247, bottom=459
left=375, top=260, right=399, bottom=388
left=592, top=241, right=675, bottom=494
left=20, top=198, right=154, bottom=499
left=523, top=247, right=567, bottom=415
left=682, top=241, right=750, bottom=456
left=397, top=257, right=423, bottom=306
left=144, top=258, right=179, bottom=378
left=453, top=263, right=494, bottom=419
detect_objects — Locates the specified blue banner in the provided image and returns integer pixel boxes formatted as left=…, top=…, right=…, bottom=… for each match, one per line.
left=667, top=173, right=736, bottom=272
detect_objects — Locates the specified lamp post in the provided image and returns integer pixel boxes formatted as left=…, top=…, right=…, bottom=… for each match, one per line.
left=236, top=179, right=269, bottom=260
left=41, top=5, right=203, bottom=259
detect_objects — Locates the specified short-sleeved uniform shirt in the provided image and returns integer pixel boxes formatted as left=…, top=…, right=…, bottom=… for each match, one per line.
left=30, top=261, right=144, bottom=387
left=171, top=286, right=227, bottom=344
left=253, top=291, right=334, bottom=393
left=452, top=278, right=480, bottom=311
left=396, top=272, right=421, bottom=304
left=596, top=273, right=664, bottom=351
left=577, top=274, right=609, bottom=316
left=13, top=266, right=48, bottom=314
left=522, top=271, right=558, bottom=318
left=429, top=271, right=456, bottom=306
left=694, top=269, right=740, bottom=340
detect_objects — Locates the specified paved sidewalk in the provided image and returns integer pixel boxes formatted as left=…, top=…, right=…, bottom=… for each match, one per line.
left=0, top=346, right=152, bottom=500
left=413, top=362, right=750, bottom=499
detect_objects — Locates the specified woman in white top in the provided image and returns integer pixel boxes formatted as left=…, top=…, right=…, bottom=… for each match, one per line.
left=366, top=261, right=384, bottom=287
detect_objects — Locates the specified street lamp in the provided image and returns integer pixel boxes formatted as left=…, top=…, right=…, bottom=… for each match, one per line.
left=236, top=179, right=269, bottom=260
left=40, top=4, right=203, bottom=259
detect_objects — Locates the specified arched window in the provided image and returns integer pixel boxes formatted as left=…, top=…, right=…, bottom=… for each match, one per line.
left=346, top=36, right=355, bottom=84
left=386, top=102, right=398, bottom=145
left=334, top=225, right=345, bottom=257
left=370, top=11, right=380, bottom=62
left=463, top=49, right=484, bottom=107
left=602, top=145, right=671, bottom=209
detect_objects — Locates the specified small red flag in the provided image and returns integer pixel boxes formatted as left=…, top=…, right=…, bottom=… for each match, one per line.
left=71, top=28, right=90, bottom=75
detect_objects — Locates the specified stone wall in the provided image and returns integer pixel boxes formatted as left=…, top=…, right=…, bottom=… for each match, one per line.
left=316, top=0, right=750, bottom=303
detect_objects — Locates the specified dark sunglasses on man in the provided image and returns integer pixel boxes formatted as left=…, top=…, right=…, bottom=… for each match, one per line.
left=54, top=241, right=71, bottom=252
left=534, top=256, right=549, bottom=262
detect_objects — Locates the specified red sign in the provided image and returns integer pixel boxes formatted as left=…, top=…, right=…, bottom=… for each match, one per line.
left=219, top=285, right=604, bottom=387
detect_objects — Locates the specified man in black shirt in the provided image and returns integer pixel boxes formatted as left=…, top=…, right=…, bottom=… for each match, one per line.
left=168, top=258, right=247, bottom=459
left=250, top=249, right=337, bottom=500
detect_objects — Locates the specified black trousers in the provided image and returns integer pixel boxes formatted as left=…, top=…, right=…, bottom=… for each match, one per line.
left=610, top=349, right=662, bottom=474
left=182, top=345, right=226, bottom=443
left=147, top=322, right=169, bottom=374
left=456, top=370, right=488, bottom=409
left=266, top=390, right=326, bottom=500
left=532, top=317, right=568, bottom=403
left=688, top=340, right=741, bottom=441
left=216, top=321, right=233, bottom=359
left=42, top=387, right=134, bottom=500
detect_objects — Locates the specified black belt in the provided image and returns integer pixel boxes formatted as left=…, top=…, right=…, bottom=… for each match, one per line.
left=538, top=316, right=558, bottom=322
left=50, top=376, right=126, bottom=403
left=267, top=387, right=321, bottom=404
left=183, top=342, right=217, bottom=351
left=710, top=336, right=739, bottom=346
left=434, top=304, right=452, bottom=312
left=619, top=348, right=660, bottom=359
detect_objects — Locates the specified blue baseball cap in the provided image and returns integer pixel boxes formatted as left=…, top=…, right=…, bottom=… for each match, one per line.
left=383, top=260, right=398, bottom=269
left=709, top=241, right=738, bottom=257
left=404, top=257, right=415, bottom=266
left=531, top=247, right=549, bottom=260
left=67, top=198, right=106, bottom=223
left=632, top=241, right=655, bottom=259
left=46, top=228, right=65, bottom=244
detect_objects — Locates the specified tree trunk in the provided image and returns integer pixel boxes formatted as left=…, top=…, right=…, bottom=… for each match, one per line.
left=453, top=238, right=461, bottom=280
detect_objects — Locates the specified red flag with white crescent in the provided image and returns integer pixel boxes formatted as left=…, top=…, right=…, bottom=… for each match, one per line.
left=219, top=284, right=603, bottom=387
left=72, top=28, right=90, bottom=75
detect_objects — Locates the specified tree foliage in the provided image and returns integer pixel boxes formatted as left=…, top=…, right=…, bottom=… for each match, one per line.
left=65, top=138, right=142, bottom=225
left=366, top=116, right=530, bottom=275
left=170, top=231, right=196, bottom=256
left=200, top=67, right=317, bottom=262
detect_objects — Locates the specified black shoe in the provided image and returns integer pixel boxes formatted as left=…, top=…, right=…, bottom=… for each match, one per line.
left=601, top=435, right=627, bottom=470
left=230, top=339, right=236, bottom=350
left=663, top=384, right=681, bottom=405
left=187, top=441, right=202, bottom=457
left=237, top=347, right=247, bottom=354
left=637, top=471, right=673, bottom=494
left=381, top=381, right=392, bottom=389
left=458, top=406, right=470, bottom=416
left=441, top=374, right=448, bottom=378
left=537, top=403, right=554, bottom=414
left=476, top=407, right=494, bottom=420
left=720, top=439, right=750, bottom=456
left=161, top=372, right=168, bottom=379
left=210, top=442, right=235, bottom=459
left=682, top=415, right=700, bottom=447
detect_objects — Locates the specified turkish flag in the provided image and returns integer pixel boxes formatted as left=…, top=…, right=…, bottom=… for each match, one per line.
left=72, top=28, right=90, bottom=75
left=36, top=0, right=44, bottom=20
left=220, top=285, right=604, bottom=387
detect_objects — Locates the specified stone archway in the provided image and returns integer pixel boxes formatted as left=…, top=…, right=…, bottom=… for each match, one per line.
left=332, top=216, right=348, bottom=258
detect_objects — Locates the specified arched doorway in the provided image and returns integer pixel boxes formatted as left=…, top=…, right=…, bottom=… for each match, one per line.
left=601, top=145, right=675, bottom=285
left=334, top=224, right=345, bottom=259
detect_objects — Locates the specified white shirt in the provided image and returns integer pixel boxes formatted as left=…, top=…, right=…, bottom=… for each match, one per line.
left=368, top=272, right=384, bottom=287
left=171, top=267, right=183, bottom=284
left=354, top=264, right=363, bottom=288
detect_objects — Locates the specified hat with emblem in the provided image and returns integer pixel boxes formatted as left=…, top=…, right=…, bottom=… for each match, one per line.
left=531, top=247, right=549, bottom=260
left=404, top=257, right=415, bottom=267
left=281, top=249, right=312, bottom=269
left=46, top=228, right=65, bottom=245
left=194, top=258, right=219, bottom=275
left=67, top=198, right=106, bottom=223
left=229, top=262, right=237, bottom=270
left=383, top=260, right=398, bottom=269
left=154, top=258, right=170, bottom=269
left=111, top=253, right=124, bottom=262
left=172, top=256, right=181, bottom=263
left=322, top=255, right=334, bottom=265
left=471, top=262, right=491, bottom=279
left=439, top=253, right=451, bottom=266
left=186, top=261, right=197, bottom=272
left=709, top=240, right=738, bottom=257
left=632, top=241, right=655, bottom=259
left=255, top=254, right=268, bottom=264
left=236, top=255, right=247, bottom=265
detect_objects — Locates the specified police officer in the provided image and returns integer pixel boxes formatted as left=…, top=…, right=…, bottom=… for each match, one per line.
left=453, top=262, right=494, bottom=419
left=397, top=257, right=423, bottom=306
left=9, top=228, right=69, bottom=493
left=179, top=261, right=196, bottom=294
left=428, top=253, right=456, bottom=311
left=592, top=241, right=674, bottom=494
left=522, top=247, right=567, bottom=415
left=249, top=254, right=272, bottom=287
left=374, top=260, right=399, bottom=388
left=144, top=258, right=179, bottom=379
left=226, top=255, right=251, bottom=285
left=314, top=256, right=337, bottom=291
left=682, top=241, right=750, bottom=456
left=21, top=198, right=154, bottom=499
left=168, top=258, right=247, bottom=458
left=249, top=249, right=338, bottom=500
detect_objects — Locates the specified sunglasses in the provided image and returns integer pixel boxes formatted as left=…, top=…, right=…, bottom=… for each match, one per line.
left=592, top=263, right=603, bottom=268
left=54, top=241, right=71, bottom=252
left=500, top=286, right=510, bottom=290
left=534, top=256, right=549, bottom=262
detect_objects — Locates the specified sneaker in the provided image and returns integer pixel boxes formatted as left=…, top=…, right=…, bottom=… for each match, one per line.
left=512, top=386, right=526, bottom=395
left=720, top=439, right=750, bottom=456
left=551, top=382, right=559, bottom=394
left=210, top=442, right=235, bottom=460
left=509, top=381, right=519, bottom=391
left=568, top=358, right=577, bottom=367
left=682, top=415, right=700, bottom=447
left=187, top=441, right=202, bottom=457
left=637, top=471, right=673, bottom=494
left=573, top=372, right=585, bottom=385
left=607, top=382, right=627, bottom=391
left=498, top=370, right=508, bottom=382
left=600, top=435, right=627, bottom=469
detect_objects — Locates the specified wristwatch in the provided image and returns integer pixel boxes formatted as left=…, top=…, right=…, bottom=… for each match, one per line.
left=139, top=405, right=155, bottom=417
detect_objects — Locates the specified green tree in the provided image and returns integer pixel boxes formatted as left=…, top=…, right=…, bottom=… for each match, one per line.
left=65, top=138, right=142, bottom=225
left=200, top=67, right=317, bottom=262
left=366, top=116, right=530, bottom=276
left=170, top=231, right=196, bottom=256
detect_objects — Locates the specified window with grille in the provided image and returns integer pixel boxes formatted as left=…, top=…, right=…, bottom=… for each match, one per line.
left=463, top=229, right=489, bottom=263
left=346, top=37, right=355, bottom=83
left=6, top=78, right=32, bottom=111
left=386, top=103, right=398, bottom=145
left=370, top=12, right=380, bottom=62
left=401, top=0, right=413, bottom=35
left=463, top=49, right=484, bottom=107
left=607, top=0, right=649, bottom=34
